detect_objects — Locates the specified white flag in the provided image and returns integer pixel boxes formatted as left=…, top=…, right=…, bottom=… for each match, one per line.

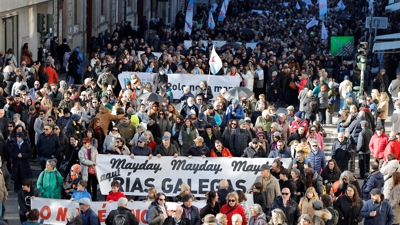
left=209, top=46, right=222, bottom=75
left=184, top=0, right=194, bottom=35
left=211, top=3, right=218, bottom=13
left=208, top=10, right=215, bottom=30
left=218, top=0, right=230, bottom=22
left=337, top=0, right=346, bottom=10
left=296, top=2, right=301, bottom=10
left=306, top=16, right=319, bottom=29
left=321, top=22, right=328, bottom=40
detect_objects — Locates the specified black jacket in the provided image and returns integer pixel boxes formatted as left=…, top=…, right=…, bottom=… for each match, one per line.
left=270, top=196, right=300, bottom=225
left=199, top=202, right=220, bottom=219
left=163, top=216, right=191, bottom=225
left=253, top=192, right=267, bottom=212
left=186, top=143, right=210, bottom=157
left=321, top=168, right=341, bottom=184
left=334, top=195, right=363, bottom=225
left=18, top=187, right=39, bottom=214
left=331, top=139, right=352, bottom=172
left=105, top=206, right=139, bottom=225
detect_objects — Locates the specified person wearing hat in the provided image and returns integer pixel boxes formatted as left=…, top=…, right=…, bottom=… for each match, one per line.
left=130, top=136, right=153, bottom=159
left=78, top=197, right=100, bottom=225
left=147, top=113, right=162, bottom=143
left=201, top=124, right=220, bottom=151
left=229, top=119, right=253, bottom=157
left=250, top=164, right=281, bottom=213
left=369, top=124, right=388, bottom=169
left=241, top=138, right=267, bottom=158
left=270, top=187, right=300, bottom=225
left=153, top=135, right=179, bottom=157
left=10, top=132, right=33, bottom=192
left=312, top=200, right=333, bottom=225
left=63, top=163, right=82, bottom=198
left=360, top=188, right=394, bottom=225
left=187, top=136, right=209, bottom=158
left=65, top=113, right=85, bottom=142
left=289, top=111, right=308, bottom=134
left=224, top=99, right=245, bottom=125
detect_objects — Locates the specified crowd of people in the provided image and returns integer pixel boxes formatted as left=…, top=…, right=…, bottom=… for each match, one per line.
left=0, top=0, right=400, bottom=224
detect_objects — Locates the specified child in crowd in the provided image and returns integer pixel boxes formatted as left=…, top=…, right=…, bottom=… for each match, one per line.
left=252, top=182, right=266, bottom=212
left=106, top=180, right=126, bottom=202
left=70, top=180, right=92, bottom=201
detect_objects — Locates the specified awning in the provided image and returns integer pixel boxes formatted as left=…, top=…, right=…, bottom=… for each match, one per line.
left=373, top=33, right=400, bottom=52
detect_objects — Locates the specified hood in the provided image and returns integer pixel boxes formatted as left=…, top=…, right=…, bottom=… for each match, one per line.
left=108, top=131, right=121, bottom=138
left=371, top=171, right=383, bottom=179
left=74, top=47, right=81, bottom=53
left=314, top=208, right=332, bottom=221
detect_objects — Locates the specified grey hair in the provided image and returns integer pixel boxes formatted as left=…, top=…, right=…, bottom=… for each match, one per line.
left=271, top=208, right=286, bottom=224
left=298, top=214, right=312, bottom=224
left=117, top=197, right=128, bottom=206
left=339, top=170, right=354, bottom=190
left=251, top=204, right=263, bottom=215
left=231, top=214, right=243, bottom=222
left=46, top=159, right=57, bottom=169
left=13, top=113, right=21, bottom=118
left=291, top=168, right=300, bottom=177
left=216, top=213, right=227, bottom=224
left=66, top=208, right=79, bottom=220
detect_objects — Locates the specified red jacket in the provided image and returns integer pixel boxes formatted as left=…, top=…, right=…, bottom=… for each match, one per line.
left=298, top=78, right=308, bottom=94
left=290, top=119, right=309, bottom=134
left=220, top=203, right=247, bottom=225
left=384, top=139, right=400, bottom=160
left=209, top=147, right=233, bottom=157
left=369, top=133, right=389, bottom=159
left=106, top=190, right=126, bottom=202
left=45, top=66, right=59, bottom=84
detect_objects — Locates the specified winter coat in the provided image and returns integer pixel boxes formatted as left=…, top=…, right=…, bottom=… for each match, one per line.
left=383, top=138, right=400, bottom=160
left=369, top=133, right=389, bottom=159
left=181, top=204, right=201, bottom=225
left=80, top=208, right=100, bottom=225
left=148, top=203, right=168, bottom=225
left=224, top=104, right=245, bottom=124
left=270, top=196, right=300, bottom=225
left=209, top=147, right=232, bottom=157
left=105, top=206, right=138, bottom=225
left=299, top=196, right=318, bottom=219
left=331, top=139, right=352, bottom=172
left=255, top=116, right=273, bottom=132
left=106, top=190, right=126, bottom=202
left=391, top=109, right=400, bottom=133
left=37, top=132, right=61, bottom=158
left=37, top=169, right=63, bottom=199
left=10, top=139, right=33, bottom=183
left=334, top=195, right=363, bottom=225
left=361, top=171, right=384, bottom=200
left=306, top=172, right=324, bottom=196
left=229, top=128, right=253, bottom=157
left=71, top=188, right=92, bottom=201
left=242, top=146, right=267, bottom=158
left=249, top=213, right=267, bottom=225
left=78, top=145, right=98, bottom=181
left=220, top=203, right=247, bottom=225
left=268, top=148, right=292, bottom=158
left=103, top=131, right=122, bottom=153
left=287, top=130, right=307, bottom=144
left=356, top=128, right=373, bottom=154
left=95, top=107, right=124, bottom=135
left=199, top=202, right=220, bottom=218
left=318, top=91, right=329, bottom=109
left=252, top=175, right=281, bottom=209
left=179, top=127, right=198, bottom=156
left=308, top=149, right=326, bottom=174
left=153, top=144, right=178, bottom=156
left=360, top=198, right=394, bottom=225
left=381, top=159, right=400, bottom=199
left=349, top=116, right=364, bottom=144
left=66, top=216, right=83, bottom=225
left=389, top=184, right=400, bottom=224
left=163, top=216, right=190, bottom=225
left=377, top=101, right=389, bottom=120
left=253, top=192, right=267, bottom=212
left=313, top=208, right=332, bottom=225
left=321, top=168, right=341, bottom=184
left=186, top=143, right=210, bottom=157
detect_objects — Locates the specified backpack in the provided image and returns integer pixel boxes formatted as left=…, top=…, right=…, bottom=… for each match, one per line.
left=112, top=210, right=130, bottom=225
left=328, top=94, right=336, bottom=106
left=309, top=99, right=319, bottom=114
left=326, top=206, right=339, bottom=225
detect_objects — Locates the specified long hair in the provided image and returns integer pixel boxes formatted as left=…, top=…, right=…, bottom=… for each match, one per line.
left=326, top=159, right=341, bottom=173
left=339, top=170, right=354, bottom=190
left=346, top=184, right=361, bottom=207
left=304, top=168, right=315, bottom=188
left=88, top=117, right=100, bottom=130
left=206, top=190, right=219, bottom=206
left=393, top=172, right=400, bottom=187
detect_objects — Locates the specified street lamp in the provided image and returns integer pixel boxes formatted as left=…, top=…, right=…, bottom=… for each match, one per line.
left=356, top=42, right=368, bottom=98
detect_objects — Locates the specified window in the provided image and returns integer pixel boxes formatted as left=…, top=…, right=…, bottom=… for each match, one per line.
left=74, top=0, right=78, bottom=25
left=2, top=16, right=18, bottom=61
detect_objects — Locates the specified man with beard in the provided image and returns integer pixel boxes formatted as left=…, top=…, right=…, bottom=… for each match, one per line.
left=186, top=137, right=210, bottom=157
left=360, top=188, right=394, bottom=225
left=270, top=187, right=300, bottom=225
left=180, top=97, right=199, bottom=118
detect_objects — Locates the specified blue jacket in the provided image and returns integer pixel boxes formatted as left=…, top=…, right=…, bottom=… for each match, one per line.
left=307, top=149, right=326, bottom=174
left=37, top=133, right=60, bottom=158
left=80, top=208, right=100, bottom=225
left=361, top=171, right=384, bottom=200
left=360, top=199, right=394, bottom=225
left=74, top=47, right=84, bottom=74
left=268, top=148, right=292, bottom=158
left=224, top=104, right=244, bottom=124
left=71, top=188, right=92, bottom=201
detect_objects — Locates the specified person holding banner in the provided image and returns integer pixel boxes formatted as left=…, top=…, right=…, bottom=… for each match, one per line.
left=195, top=81, right=213, bottom=105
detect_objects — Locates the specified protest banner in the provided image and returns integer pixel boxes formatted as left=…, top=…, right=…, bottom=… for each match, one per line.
left=95, top=155, right=291, bottom=197
left=32, top=195, right=254, bottom=225
left=184, top=40, right=226, bottom=50
left=118, top=72, right=241, bottom=100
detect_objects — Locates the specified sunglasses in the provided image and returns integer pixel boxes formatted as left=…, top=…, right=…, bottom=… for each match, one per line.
left=159, top=113, right=164, bottom=115
left=228, top=199, right=235, bottom=202
left=252, top=142, right=258, bottom=144
left=79, top=203, right=85, bottom=206
left=282, top=193, right=290, bottom=195
left=8, top=126, right=13, bottom=128
left=113, top=129, right=119, bottom=132
left=232, top=123, right=237, bottom=125
left=44, top=129, right=49, bottom=131
left=47, top=120, right=53, bottom=122
left=158, top=198, right=166, bottom=201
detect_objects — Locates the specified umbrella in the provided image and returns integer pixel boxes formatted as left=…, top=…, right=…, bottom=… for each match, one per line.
left=223, top=87, right=254, bottom=102
left=240, top=28, right=255, bottom=35
left=138, top=92, right=167, bottom=103
left=221, top=42, right=241, bottom=50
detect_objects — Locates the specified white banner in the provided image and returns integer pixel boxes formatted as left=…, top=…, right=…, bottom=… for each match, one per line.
left=32, top=196, right=254, bottom=225
left=118, top=72, right=241, bottom=100
left=137, top=51, right=163, bottom=61
left=95, top=155, right=291, bottom=197
left=184, top=40, right=226, bottom=50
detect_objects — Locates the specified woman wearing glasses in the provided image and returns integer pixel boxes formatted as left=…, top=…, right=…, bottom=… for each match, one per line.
left=103, top=126, right=122, bottom=154
left=220, top=192, right=247, bottom=225
left=148, top=193, right=168, bottom=225
left=221, top=119, right=238, bottom=148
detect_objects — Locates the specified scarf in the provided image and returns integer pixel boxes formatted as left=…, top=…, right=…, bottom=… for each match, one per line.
left=17, top=140, right=24, bottom=148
